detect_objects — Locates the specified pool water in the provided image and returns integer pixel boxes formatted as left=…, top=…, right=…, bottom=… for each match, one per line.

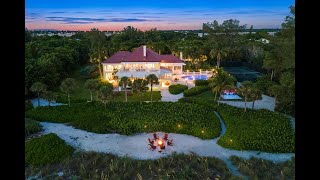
left=181, top=75, right=208, bottom=80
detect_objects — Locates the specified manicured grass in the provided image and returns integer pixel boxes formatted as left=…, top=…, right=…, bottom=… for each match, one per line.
left=113, top=91, right=161, bottom=102
left=217, top=104, right=295, bottom=153
left=183, top=86, right=211, bottom=97
left=168, top=84, right=188, bottom=94
left=25, top=133, right=74, bottom=166
left=25, top=118, right=42, bottom=136
left=25, top=152, right=239, bottom=179
left=25, top=102, right=221, bottom=139
left=230, top=156, right=295, bottom=180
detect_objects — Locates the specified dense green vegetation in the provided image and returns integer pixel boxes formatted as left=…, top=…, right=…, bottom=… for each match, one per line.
left=194, top=80, right=210, bottom=86
left=25, top=5, right=295, bottom=115
left=230, top=156, right=295, bottom=180
left=168, top=84, right=188, bottom=94
left=25, top=118, right=42, bottom=136
left=25, top=133, right=74, bottom=166
left=25, top=152, right=239, bottom=179
left=183, top=86, right=211, bottom=97
left=26, top=102, right=221, bottom=139
left=217, top=104, right=294, bottom=152
left=25, top=100, right=34, bottom=111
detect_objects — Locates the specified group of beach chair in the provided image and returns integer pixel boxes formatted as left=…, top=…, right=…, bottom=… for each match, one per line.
left=148, top=133, right=173, bottom=151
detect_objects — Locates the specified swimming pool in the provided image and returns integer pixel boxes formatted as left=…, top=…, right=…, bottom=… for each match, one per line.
left=181, top=75, right=208, bottom=80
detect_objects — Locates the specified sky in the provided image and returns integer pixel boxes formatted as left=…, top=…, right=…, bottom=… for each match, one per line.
left=25, top=0, right=295, bottom=31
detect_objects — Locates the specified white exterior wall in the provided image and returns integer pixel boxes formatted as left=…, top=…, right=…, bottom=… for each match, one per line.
left=102, top=62, right=161, bottom=80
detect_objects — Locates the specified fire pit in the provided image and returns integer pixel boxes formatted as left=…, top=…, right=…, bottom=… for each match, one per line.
left=148, top=133, right=172, bottom=152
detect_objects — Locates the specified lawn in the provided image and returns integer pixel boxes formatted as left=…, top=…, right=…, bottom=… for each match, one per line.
left=25, top=102, right=221, bottom=139
left=217, top=104, right=295, bottom=153
left=25, top=152, right=239, bottom=179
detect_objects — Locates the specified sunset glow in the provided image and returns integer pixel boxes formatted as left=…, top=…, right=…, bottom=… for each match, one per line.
left=26, top=0, right=294, bottom=31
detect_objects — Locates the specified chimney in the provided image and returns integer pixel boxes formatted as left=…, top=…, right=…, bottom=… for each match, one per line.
left=143, top=45, right=146, bottom=57
left=180, top=52, right=183, bottom=60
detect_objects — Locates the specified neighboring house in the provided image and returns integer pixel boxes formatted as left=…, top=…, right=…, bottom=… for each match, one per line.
left=102, top=45, right=185, bottom=87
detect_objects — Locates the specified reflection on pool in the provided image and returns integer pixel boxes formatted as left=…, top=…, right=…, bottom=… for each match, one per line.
left=181, top=75, right=208, bottom=80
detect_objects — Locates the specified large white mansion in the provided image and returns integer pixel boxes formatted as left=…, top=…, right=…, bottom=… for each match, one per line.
left=102, top=45, right=185, bottom=87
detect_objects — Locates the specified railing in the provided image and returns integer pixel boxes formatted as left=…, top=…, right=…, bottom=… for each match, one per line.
left=182, top=70, right=212, bottom=75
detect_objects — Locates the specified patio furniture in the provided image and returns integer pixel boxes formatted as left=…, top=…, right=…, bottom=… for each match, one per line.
left=153, top=133, right=159, bottom=140
left=148, top=138, right=154, bottom=144
left=167, top=139, right=173, bottom=146
left=148, top=143, right=157, bottom=150
left=163, top=133, right=168, bottom=141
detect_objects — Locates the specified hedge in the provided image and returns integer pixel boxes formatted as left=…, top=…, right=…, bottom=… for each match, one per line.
left=168, top=84, right=188, bottom=94
left=183, top=86, right=211, bottom=97
left=25, top=133, right=74, bottom=166
left=194, top=80, right=209, bottom=86
left=25, top=118, right=42, bottom=136
left=25, top=102, right=221, bottom=139
left=217, top=104, right=295, bottom=153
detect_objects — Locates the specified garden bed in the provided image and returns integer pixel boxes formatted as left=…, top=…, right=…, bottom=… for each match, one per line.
left=217, top=104, right=295, bottom=153
left=25, top=102, right=221, bottom=139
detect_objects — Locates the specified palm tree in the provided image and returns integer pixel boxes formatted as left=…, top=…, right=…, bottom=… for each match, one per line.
left=60, top=78, right=77, bottom=107
left=209, top=68, right=236, bottom=105
left=146, top=74, right=159, bottom=103
left=97, top=85, right=113, bottom=109
left=250, top=87, right=262, bottom=109
left=119, top=76, right=130, bottom=102
left=210, top=47, right=227, bottom=68
left=132, top=79, right=148, bottom=105
left=88, top=28, right=108, bottom=80
left=237, top=81, right=254, bottom=112
left=84, top=79, right=100, bottom=102
left=89, top=47, right=107, bottom=80
left=43, top=90, right=54, bottom=107
left=267, top=84, right=283, bottom=103
left=30, top=82, right=47, bottom=107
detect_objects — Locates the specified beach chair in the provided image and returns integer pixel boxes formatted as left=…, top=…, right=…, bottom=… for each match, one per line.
left=149, top=143, right=157, bottom=150
left=167, top=139, right=173, bottom=146
left=163, top=133, right=168, bottom=141
left=153, top=133, right=159, bottom=140
left=148, top=138, right=154, bottom=144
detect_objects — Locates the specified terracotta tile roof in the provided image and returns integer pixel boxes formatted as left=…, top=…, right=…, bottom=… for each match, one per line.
left=160, top=55, right=185, bottom=63
left=102, top=51, right=130, bottom=63
left=102, top=45, right=185, bottom=64
left=124, top=46, right=160, bottom=62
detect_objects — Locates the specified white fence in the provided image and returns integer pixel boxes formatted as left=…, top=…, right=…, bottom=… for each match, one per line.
left=182, top=70, right=212, bottom=75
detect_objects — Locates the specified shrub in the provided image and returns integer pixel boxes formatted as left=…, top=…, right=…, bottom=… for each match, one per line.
left=25, top=152, right=237, bottom=179
left=194, top=80, right=209, bottom=86
left=255, top=75, right=275, bottom=94
left=168, top=84, right=188, bottom=94
left=183, top=86, right=211, bottom=97
left=80, top=65, right=99, bottom=77
left=25, top=100, right=34, bottom=111
left=217, top=104, right=295, bottom=153
left=25, top=102, right=221, bottom=139
left=230, top=156, right=295, bottom=180
left=25, top=133, right=74, bottom=166
left=25, top=118, right=42, bottom=136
